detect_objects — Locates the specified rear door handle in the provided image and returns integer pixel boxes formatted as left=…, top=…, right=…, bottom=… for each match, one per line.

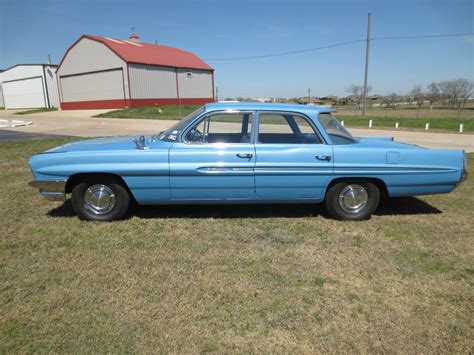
left=236, top=153, right=253, bottom=159
left=315, top=155, right=332, bottom=161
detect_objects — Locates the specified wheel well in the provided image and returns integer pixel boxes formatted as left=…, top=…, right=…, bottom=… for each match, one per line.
left=65, top=173, right=133, bottom=197
left=326, top=177, right=388, bottom=198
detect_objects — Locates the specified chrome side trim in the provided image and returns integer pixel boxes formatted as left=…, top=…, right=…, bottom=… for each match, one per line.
left=196, top=167, right=254, bottom=174
left=29, top=180, right=67, bottom=201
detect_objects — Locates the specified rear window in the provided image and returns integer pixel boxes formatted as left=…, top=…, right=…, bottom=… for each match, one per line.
left=318, top=113, right=356, bottom=144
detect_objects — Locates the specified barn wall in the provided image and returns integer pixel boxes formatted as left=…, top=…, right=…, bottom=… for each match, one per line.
left=58, top=38, right=125, bottom=76
left=177, top=69, right=213, bottom=98
left=129, top=64, right=177, bottom=99
left=57, top=38, right=130, bottom=108
left=60, top=69, right=125, bottom=103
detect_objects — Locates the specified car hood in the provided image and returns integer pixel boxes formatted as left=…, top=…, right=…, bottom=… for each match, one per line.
left=355, top=137, right=424, bottom=150
left=44, top=135, right=169, bottom=153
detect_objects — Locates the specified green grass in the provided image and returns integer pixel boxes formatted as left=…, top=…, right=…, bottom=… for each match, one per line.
left=95, top=105, right=202, bottom=120
left=338, top=115, right=474, bottom=133
left=15, top=108, right=58, bottom=115
left=96, top=106, right=474, bottom=133
left=1, top=138, right=473, bottom=352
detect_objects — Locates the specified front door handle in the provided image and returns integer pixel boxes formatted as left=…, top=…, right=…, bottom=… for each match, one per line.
left=315, top=155, right=332, bottom=161
left=236, top=153, right=253, bottom=159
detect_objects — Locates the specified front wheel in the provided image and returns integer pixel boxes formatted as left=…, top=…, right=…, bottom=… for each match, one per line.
left=324, top=181, right=380, bottom=221
left=71, top=180, right=130, bottom=221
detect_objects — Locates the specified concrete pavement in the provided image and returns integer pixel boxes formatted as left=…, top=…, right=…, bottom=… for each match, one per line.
left=0, top=109, right=473, bottom=151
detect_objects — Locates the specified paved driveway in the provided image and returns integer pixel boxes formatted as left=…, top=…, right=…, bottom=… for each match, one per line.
left=0, top=109, right=473, bottom=151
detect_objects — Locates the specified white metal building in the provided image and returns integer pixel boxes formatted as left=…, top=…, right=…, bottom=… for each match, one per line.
left=57, top=34, right=215, bottom=110
left=1, top=64, right=59, bottom=110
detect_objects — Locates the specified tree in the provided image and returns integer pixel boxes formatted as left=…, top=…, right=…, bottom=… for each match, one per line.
left=411, top=85, right=424, bottom=118
left=387, top=93, right=399, bottom=109
left=455, top=79, right=473, bottom=109
left=438, top=79, right=473, bottom=118
left=381, top=97, right=391, bottom=117
left=426, top=82, right=440, bottom=110
left=347, top=84, right=372, bottom=115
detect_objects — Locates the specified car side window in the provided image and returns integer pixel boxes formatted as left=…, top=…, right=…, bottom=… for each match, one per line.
left=185, top=112, right=253, bottom=144
left=258, top=113, right=322, bottom=144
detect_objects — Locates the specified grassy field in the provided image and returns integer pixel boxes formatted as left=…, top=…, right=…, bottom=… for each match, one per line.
left=336, top=107, right=474, bottom=132
left=15, top=108, right=58, bottom=115
left=96, top=105, right=201, bottom=120
left=336, top=106, right=474, bottom=119
left=97, top=105, right=473, bottom=133
left=1, top=138, right=473, bottom=352
left=337, top=115, right=474, bottom=132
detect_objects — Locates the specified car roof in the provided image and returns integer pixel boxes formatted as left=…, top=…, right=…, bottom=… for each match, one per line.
left=204, top=102, right=337, bottom=114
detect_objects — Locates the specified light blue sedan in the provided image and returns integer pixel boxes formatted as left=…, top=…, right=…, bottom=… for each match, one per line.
left=28, top=103, right=468, bottom=221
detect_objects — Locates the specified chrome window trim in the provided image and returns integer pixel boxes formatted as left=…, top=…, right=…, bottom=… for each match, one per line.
left=181, top=110, right=256, bottom=145
left=255, top=110, right=327, bottom=145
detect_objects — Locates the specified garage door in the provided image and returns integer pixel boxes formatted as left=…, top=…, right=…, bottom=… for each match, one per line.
left=3, top=77, right=46, bottom=109
left=60, top=69, right=125, bottom=103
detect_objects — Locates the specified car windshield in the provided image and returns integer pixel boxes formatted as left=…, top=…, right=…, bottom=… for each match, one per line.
left=159, top=106, right=205, bottom=141
left=317, top=113, right=356, bottom=144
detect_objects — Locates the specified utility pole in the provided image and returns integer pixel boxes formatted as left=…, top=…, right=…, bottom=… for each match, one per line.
left=47, top=54, right=51, bottom=65
left=308, top=88, right=311, bottom=104
left=362, top=12, right=371, bottom=116
left=215, top=87, right=219, bottom=102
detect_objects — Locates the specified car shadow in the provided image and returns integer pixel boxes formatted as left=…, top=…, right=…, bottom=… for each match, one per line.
left=375, top=197, right=442, bottom=216
left=48, top=196, right=441, bottom=219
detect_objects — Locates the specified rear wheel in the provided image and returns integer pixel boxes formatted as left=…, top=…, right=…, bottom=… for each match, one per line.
left=71, top=179, right=130, bottom=221
left=325, top=181, right=380, bottom=220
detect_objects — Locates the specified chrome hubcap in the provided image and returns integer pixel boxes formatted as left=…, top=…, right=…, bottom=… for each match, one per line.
left=338, top=184, right=368, bottom=214
left=83, top=184, right=116, bottom=215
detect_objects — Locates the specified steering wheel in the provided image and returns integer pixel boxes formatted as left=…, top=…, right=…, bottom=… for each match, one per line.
left=187, top=128, right=204, bottom=143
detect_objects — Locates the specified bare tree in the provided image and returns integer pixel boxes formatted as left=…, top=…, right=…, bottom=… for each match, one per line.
left=347, top=84, right=372, bottom=115
left=411, top=85, right=424, bottom=118
left=438, top=79, right=473, bottom=118
left=439, top=80, right=457, bottom=108
left=426, top=82, right=440, bottom=110
left=456, top=79, right=473, bottom=108
left=381, top=97, right=391, bottom=117
left=387, top=93, right=399, bottom=109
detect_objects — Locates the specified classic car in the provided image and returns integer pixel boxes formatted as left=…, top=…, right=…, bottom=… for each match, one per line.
left=28, top=103, right=468, bottom=221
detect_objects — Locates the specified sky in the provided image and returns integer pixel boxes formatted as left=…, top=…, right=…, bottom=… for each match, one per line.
left=0, top=0, right=472, bottom=98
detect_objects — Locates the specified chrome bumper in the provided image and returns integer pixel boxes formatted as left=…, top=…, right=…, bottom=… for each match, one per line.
left=29, top=180, right=67, bottom=201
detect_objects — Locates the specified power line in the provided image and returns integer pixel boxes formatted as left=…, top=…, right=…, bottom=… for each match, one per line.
left=373, top=32, right=474, bottom=40
left=204, top=39, right=365, bottom=61
left=204, top=32, right=474, bottom=61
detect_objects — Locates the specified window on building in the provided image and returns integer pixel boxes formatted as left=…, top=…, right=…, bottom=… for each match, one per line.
left=186, top=70, right=193, bottom=78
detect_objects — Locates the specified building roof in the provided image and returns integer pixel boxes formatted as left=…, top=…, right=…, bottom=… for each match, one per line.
left=60, top=34, right=213, bottom=71
left=1, top=64, right=58, bottom=73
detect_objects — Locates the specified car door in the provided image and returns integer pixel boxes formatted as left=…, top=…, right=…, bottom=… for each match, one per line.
left=169, top=111, right=256, bottom=200
left=255, top=111, right=333, bottom=201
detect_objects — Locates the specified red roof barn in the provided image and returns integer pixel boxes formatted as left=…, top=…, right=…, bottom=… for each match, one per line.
left=56, top=34, right=215, bottom=110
